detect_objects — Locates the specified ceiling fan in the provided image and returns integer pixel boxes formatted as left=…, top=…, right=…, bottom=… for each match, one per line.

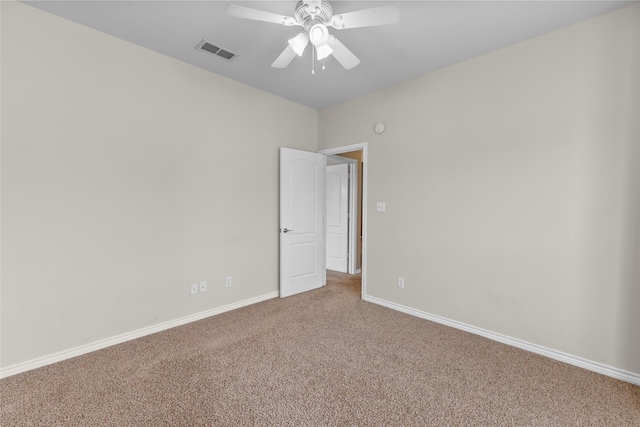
left=227, top=1, right=399, bottom=70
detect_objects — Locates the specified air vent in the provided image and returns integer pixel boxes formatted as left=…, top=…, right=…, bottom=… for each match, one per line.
left=195, top=39, right=237, bottom=61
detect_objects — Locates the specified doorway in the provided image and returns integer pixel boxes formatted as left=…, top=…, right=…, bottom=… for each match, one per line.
left=320, top=143, right=368, bottom=297
left=278, top=144, right=367, bottom=299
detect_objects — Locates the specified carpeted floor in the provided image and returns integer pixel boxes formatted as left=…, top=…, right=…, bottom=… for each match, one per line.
left=1, top=271, right=639, bottom=426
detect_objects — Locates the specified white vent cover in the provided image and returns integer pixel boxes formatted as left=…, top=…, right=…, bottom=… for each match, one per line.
left=195, top=39, right=237, bottom=61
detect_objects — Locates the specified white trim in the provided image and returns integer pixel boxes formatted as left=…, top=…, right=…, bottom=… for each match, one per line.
left=319, top=143, right=368, bottom=298
left=347, top=162, right=358, bottom=274
left=0, top=291, right=279, bottom=379
left=364, top=295, right=640, bottom=386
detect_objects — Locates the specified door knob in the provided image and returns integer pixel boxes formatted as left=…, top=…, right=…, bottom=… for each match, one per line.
left=282, top=228, right=293, bottom=233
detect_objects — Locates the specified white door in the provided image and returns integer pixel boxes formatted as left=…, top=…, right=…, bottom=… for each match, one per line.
left=326, top=164, right=349, bottom=272
left=279, top=147, right=326, bottom=297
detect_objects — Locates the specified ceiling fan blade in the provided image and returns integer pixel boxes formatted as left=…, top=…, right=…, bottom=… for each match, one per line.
left=227, top=4, right=299, bottom=26
left=272, top=45, right=297, bottom=68
left=327, top=36, right=360, bottom=70
left=330, top=4, right=399, bottom=30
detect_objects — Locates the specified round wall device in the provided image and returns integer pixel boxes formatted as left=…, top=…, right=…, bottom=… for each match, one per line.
left=374, top=122, right=386, bottom=134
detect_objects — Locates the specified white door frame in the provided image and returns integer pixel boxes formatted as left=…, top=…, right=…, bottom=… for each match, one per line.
left=319, top=143, right=368, bottom=299
left=346, top=161, right=358, bottom=274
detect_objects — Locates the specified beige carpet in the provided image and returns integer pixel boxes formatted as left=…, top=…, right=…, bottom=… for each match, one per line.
left=1, top=271, right=639, bottom=426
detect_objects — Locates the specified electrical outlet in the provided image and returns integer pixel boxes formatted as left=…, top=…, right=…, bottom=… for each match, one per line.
left=397, top=277, right=405, bottom=289
left=190, top=283, right=198, bottom=295
left=199, top=281, right=207, bottom=292
left=225, top=276, right=232, bottom=287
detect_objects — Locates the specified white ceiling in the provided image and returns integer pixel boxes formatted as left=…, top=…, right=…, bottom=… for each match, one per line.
left=24, top=1, right=634, bottom=109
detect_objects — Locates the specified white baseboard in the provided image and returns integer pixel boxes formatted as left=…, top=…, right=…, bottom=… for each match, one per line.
left=0, top=291, right=279, bottom=379
left=364, top=295, right=640, bottom=386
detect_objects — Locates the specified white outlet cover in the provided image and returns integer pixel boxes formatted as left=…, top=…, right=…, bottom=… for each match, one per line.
left=225, top=276, right=232, bottom=287
left=190, top=283, right=198, bottom=295
left=376, top=202, right=386, bottom=212
left=199, top=281, right=207, bottom=292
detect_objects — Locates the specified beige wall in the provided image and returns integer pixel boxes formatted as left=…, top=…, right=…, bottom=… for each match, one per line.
left=319, top=4, right=639, bottom=375
left=1, top=2, right=317, bottom=367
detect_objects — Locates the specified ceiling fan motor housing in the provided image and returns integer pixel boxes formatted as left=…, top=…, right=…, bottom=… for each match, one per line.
left=295, top=1, right=334, bottom=24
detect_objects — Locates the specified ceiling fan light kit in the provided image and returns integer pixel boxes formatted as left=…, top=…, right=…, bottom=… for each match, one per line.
left=227, top=1, right=399, bottom=72
left=309, top=23, right=329, bottom=46
left=316, top=43, right=333, bottom=61
left=288, top=32, right=309, bottom=56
